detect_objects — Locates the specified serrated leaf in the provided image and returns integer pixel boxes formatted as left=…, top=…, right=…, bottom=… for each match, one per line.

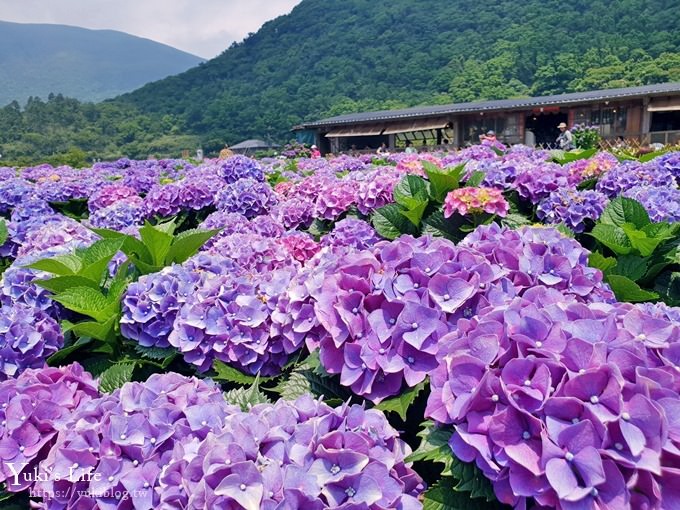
left=422, top=477, right=505, bottom=510
left=65, top=316, right=118, bottom=342
left=91, top=228, right=152, bottom=263
left=621, top=223, right=664, bottom=257
left=36, top=275, right=101, bottom=293
left=589, top=252, right=617, bottom=273
left=166, top=228, right=221, bottom=264
left=133, top=344, right=178, bottom=366
left=399, top=200, right=429, bottom=226
left=422, top=208, right=465, bottom=242
left=639, top=149, right=668, bottom=163
left=212, top=360, right=273, bottom=385
left=425, top=163, right=464, bottom=202
left=138, top=223, right=174, bottom=267
left=25, top=255, right=82, bottom=276
left=589, top=224, right=632, bottom=255
left=555, top=224, right=575, bottom=238
left=78, top=239, right=124, bottom=282
left=406, top=421, right=453, bottom=464
left=609, top=254, right=648, bottom=281
left=394, top=174, right=430, bottom=207
left=47, top=336, right=92, bottom=365
left=51, top=287, right=113, bottom=322
left=606, top=274, right=659, bottom=302
left=600, top=197, right=650, bottom=229
left=500, top=213, right=531, bottom=229
left=374, top=381, right=426, bottom=420
left=274, top=371, right=313, bottom=401
left=465, top=170, right=485, bottom=188
left=372, top=203, right=419, bottom=240
left=99, top=363, right=135, bottom=393
left=224, top=375, right=271, bottom=411
left=79, top=356, right=115, bottom=377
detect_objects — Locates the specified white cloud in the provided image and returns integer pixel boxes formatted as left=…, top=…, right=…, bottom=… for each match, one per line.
left=0, top=0, right=302, bottom=58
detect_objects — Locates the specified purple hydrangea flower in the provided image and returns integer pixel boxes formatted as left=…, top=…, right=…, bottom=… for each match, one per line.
left=514, top=162, right=570, bottom=204
left=355, top=169, right=399, bottom=215
left=314, top=235, right=506, bottom=402
left=143, top=183, right=183, bottom=218
left=169, top=268, right=298, bottom=375
left=33, top=372, right=238, bottom=509
left=216, top=155, right=265, bottom=183
left=272, top=197, right=315, bottom=230
left=88, top=184, right=139, bottom=213
left=0, top=304, right=64, bottom=380
left=121, top=255, right=242, bottom=349
left=596, top=161, right=676, bottom=198
left=203, top=233, right=297, bottom=274
left=656, top=151, right=680, bottom=181
left=314, top=180, right=357, bottom=221
left=158, top=395, right=424, bottom=510
left=0, top=363, right=99, bottom=492
left=177, top=179, right=214, bottom=210
left=279, top=232, right=320, bottom=264
left=321, top=218, right=381, bottom=250
left=88, top=197, right=145, bottom=232
left=537, top=189, right=610, bottom=233
left=215, top=178, right=278, bottom=218
left=426, top=290, right=680, bottom=509
left=622, top=186, right=680, bottom=223
left=461, top=224, right=615, bottom=302
left=0, top=179, right=35, bottom=214
left=565, top=152, right=618, bottom=186
left=250, top=214, right=285, bottom=238
left=17, top=217, right=98, bottom=258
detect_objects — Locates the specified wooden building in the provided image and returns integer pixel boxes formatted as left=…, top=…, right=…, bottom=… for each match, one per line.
left=293, top=82, right=680, bottom=154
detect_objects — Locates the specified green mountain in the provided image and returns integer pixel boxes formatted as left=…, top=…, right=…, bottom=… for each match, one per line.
left=0, top=20, right=203, bottom=105
left=1, top=0, right=679, bottom=163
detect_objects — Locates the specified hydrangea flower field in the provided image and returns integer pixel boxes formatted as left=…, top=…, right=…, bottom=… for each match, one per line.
left=0, top=145, right=680, bottom=509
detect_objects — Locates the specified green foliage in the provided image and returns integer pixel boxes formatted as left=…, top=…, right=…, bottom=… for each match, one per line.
left=93, top=220, right=220, bottom=275
left=99, top=362, right=136, bottom=393
left=373, top=203, right=419, bottom=240
left=0, top=219, right=7, bottom=247
left=374, top=381, right=427, bottom=420
left=224, top=375, right=272, bottom=411
left=588, top=197, right=680, bottom=303
left=411, top=423, right=503, bottom=508
left=424, top=162, right=464, bottom=202
left=423, top=478, right=507, bottom=510
left=212, top=360, right=274, bottom=385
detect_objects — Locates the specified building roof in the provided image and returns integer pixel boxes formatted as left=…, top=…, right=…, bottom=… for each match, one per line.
left=298, top=82, right=680, bottom=129
left=230, top=139, right=278, bottom=149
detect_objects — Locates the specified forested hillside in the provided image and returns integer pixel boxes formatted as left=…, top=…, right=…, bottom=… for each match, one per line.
left=0, top=21, right=203, bottom=106
left=1, top=0, right=679, bottom=164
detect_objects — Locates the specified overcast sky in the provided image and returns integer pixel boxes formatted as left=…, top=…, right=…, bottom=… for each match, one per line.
left=0, top=0, right=303, bottom=58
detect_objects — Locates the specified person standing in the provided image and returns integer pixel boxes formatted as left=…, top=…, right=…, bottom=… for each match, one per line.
left=377, top=142, right=389, bottom=155
left=404, top=140, right=417, bottom=154
left=556, top=122, right=575, bottom=150
left=310, top=145, right=321, bottom=158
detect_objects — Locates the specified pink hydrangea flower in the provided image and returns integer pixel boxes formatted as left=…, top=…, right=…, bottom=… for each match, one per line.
left=444, top=186, right=509, bottom=217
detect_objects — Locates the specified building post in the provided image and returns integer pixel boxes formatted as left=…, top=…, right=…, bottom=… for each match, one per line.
left=453, top=118, right=462, bottom=148
left=641, top=97, right=651, bottom=144
left=388, top=133, right=396, bottom=149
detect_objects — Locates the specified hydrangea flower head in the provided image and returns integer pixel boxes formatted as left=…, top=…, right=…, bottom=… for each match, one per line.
left=314, top=235, right=506, bottom=401
left=34, top=372, right=237, bottom=509
left=215, top=178, right=278, bottom=218
left=88, top=184, right=139, bottom=213
left=158, top=396, right=424, bottom=509
left=443, top=187, right=509, bottom=217
left=0, top=363, right=99, bottom=492
left=0, top=304, right=64, bottom=380
left=537, top=189, right=609, bottom=233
